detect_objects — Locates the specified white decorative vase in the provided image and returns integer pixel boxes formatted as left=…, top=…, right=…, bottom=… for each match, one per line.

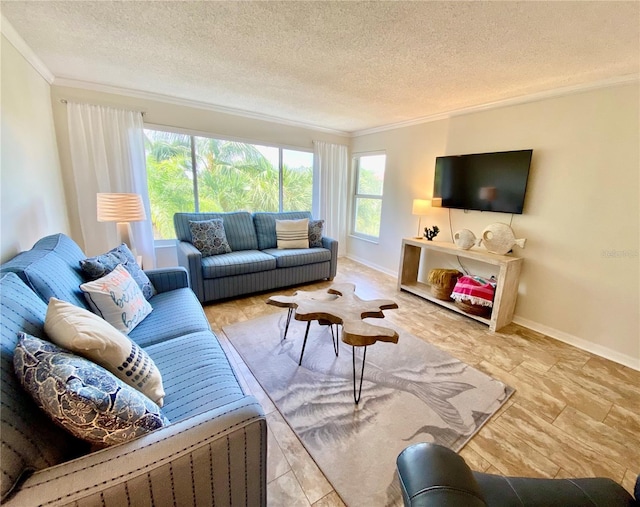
left=481, top=223, right=526, bottom=255
left=453, top=229, right=478, bottom=250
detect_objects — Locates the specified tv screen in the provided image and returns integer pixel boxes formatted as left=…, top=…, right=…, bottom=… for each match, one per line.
left=433, top=149, right=533, bottom=214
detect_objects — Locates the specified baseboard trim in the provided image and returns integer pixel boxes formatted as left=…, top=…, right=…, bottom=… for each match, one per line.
left=344, top=254, right=397, bottom=278
left=342, top=256, right=639, bottom=371
left=512, top=316, right=639, bottom=372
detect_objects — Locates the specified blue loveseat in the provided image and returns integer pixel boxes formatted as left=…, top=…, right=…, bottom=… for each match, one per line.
left=0, top=234, right=266, bottom=506
left=174, top=211, right=338, bottom=303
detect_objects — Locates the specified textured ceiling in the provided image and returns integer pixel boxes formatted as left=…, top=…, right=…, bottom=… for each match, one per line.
left=2, top=1, right=639, bottom=133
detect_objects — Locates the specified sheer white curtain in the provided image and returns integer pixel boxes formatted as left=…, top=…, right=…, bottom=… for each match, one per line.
left=67, top=102, right=155, bottom=268
left=312, top=141, right=348, bottom=256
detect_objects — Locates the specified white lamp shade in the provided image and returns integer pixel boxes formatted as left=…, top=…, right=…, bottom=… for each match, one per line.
left=412, top=199, right=431, bottom=216
left=97, top=193, right=146, bottom=222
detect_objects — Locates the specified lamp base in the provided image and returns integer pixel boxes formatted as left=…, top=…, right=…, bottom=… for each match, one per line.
left=116, top=222, right=136, bottom=254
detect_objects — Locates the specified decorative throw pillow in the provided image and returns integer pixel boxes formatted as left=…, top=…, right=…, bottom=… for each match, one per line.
left=13, top=334, right=169, bottom=447
left=276, top=218, right=310, bottom=249
left=308, top=219, right=324, bottom=248
left=80, top=243, right=156, bottom=300
left=44, top=297, right=165, bottom=406
left=189, top=219, right=232, bottom=257
left=80, top=264, right=153, bottom=334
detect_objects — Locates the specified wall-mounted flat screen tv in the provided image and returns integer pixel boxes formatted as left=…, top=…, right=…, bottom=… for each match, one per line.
left=433, top=149, right=533, bottom=214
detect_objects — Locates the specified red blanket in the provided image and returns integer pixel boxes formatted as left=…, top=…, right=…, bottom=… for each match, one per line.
left=451, top=275, right=496, bottom=307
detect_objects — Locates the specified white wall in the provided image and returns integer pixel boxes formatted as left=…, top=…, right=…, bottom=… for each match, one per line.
left=0, top=36, right=70, bottom=262
left=49, top=84, right=350, bottom=258
left=349, top=83, right=639, bottom=368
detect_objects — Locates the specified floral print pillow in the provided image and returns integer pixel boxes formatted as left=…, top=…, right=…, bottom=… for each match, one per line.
left=13, top=334, right=169, bottom=447
left=308, top=219, right=324, bottom=248
left=189, top=219, right=232, bottom=257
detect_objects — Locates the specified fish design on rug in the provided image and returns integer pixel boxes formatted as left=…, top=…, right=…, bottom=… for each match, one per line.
left=276, top=319, right=478, bottom=435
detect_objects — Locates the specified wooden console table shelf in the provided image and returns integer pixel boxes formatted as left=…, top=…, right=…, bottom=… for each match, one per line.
left=398, top=238, right=523, bottom=332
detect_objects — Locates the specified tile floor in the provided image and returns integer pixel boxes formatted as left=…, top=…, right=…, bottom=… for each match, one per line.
left=203, top=258, right=640, bottom=506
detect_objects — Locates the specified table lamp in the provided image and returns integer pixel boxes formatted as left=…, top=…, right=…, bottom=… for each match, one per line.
left=412, top=199, right=431, bottom=239
left=97, top=193, right=147, bottom=253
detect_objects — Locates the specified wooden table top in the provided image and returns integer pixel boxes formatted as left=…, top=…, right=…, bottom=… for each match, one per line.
left=266, top=283, right=399, bottom=347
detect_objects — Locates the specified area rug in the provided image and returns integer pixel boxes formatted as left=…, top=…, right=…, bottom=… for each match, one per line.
left=223, top=312, right=514, bottom=507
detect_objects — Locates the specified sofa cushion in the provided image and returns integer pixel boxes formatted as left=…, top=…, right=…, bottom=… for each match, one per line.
left=80, top=265, right=153, bottom=334
left=174, top=212, right=258, bottom=251
left=0, top=234, right=89, bottom=310
left=146, top=331, right=245, bottom=422
left=80, top=243, right=156, bottom=300
left=44, top=298, right=165, bottom=406
left=262, top=248, right=332, bottom=269
left=128, top=288, right=210, bottom=348
left=0, top=273, right=82, bottom=501
left=201, top=250, right=277, bottom=279
left=253, top=211, right=312, bottom=250
left=14, top=334, right=169, bottom=447
left=189, top=218, right=232, bottom=256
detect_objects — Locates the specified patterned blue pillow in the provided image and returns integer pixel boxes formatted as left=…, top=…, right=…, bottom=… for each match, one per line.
left=80, top=244, right=156, bottom=300
left=309, top=219, right=324, bottom=248
left=13, top=334, right=169, bottom=447
left=189, top=219, right=232, bottom=257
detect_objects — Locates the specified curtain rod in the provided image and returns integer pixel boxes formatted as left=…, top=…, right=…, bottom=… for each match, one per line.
left=59, top=98, right=145, bottom=116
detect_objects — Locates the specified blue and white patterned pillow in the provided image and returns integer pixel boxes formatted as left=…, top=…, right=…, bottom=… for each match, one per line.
left=189, top=219, right=232, bottom=257
left=308, top=219, right=324, bottom=248
left=80, top=243, right=156, bottom=300
left=13, top=334, right=169, bottom=447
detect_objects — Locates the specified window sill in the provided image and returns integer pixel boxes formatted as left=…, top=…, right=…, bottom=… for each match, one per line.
left=349, top=234, right=379, bottom=245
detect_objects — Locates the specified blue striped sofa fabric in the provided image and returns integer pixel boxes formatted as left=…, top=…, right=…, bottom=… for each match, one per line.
left=0, top=235, right=89, bottom=310
left=202, top=250, right=277, bottom=278
left=174, top=212, right=259, bottom=251
left=129, top=288, right=211, bottom=348
left=144, top=267, right=189, bottom=293
left=203, top=262, right=332, bottom=302
left=176, top=240, right=206, bottom=301
left=146, top=331, right=245, bottom=421
left=262, top=247, right=332, bottom=268
left=175, top=211, right=337, bottom=303
left=253, top=211, right=312, bottom=250
left=0, top=273, right=82, bottom=500
left=0, top=235, right=267, bottom=506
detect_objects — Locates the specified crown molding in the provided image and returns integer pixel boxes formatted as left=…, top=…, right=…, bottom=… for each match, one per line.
left=1, top=15, right=54, bottom=84
left=352, top=74, right=640, bottom=137
left=52, top=77, right=351, bottom=137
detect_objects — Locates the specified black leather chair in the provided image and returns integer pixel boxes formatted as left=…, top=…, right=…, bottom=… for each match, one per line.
left=397, top=442, right=639, bottom=507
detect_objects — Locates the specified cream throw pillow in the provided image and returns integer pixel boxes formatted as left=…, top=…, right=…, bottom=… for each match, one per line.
left=44, top=297, right=166, bottom=407
left=276, top=218, right=310, bottom=249
left=80, top=264, right=152, bottom=334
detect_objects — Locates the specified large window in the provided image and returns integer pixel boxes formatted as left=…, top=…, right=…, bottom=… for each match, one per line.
left=352, top=153, right=386, bottom=239
left=144, top=129, right=313, bottom=239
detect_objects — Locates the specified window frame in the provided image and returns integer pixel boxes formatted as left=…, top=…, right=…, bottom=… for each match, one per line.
left=143, top=124, right=314, bottom=240
left=351, top=151, right=386, bottom=241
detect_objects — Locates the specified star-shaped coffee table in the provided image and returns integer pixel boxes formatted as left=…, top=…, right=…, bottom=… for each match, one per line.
left=266, top=283, right=399, bottom=403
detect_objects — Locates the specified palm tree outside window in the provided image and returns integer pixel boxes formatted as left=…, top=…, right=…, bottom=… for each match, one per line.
left=144, top=129, right=313, bottom=239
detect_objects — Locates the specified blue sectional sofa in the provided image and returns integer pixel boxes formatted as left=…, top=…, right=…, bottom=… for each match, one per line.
left=0, top=234, right=266, bottom=506
left=174, top=211, right=338, bottom=303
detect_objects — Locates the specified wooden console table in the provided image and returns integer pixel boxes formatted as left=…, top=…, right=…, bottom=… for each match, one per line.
left=398, top=238, right=523, bottom=332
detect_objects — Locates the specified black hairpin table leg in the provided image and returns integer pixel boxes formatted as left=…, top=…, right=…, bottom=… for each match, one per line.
left=298, top=321, right=312, bottom=365
left=283, top=307, right=293, bottom=339
left=330, top=324, right=340, bottom=356
left=352, top=345, right=368, bottom=404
